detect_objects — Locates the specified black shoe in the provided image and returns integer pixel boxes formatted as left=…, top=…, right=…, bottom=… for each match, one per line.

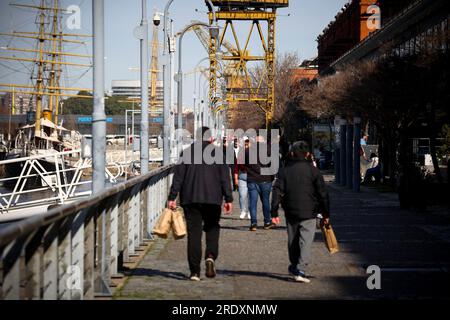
left=205, top=258, right=216, bottom=278
left=264, top=222, right=275, bottom=230
left=249, top=224, right=257, bottom=231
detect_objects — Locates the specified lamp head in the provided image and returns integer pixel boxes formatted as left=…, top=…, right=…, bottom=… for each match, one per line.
left=153, top=13, right=161, bottom=26
left=209, top=25, right=219, bottom=39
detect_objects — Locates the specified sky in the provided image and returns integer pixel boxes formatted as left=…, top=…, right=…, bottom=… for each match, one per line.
left=0, top=0, right=349, bottom=109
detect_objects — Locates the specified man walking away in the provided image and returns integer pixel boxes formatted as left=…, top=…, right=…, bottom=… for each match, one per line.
left=168, top=127, right=233, bottom=281
left=271, top=141, right=330, bottom=283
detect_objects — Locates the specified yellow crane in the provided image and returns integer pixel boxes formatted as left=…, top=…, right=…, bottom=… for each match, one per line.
left=206, top=0, right=289, bottom=128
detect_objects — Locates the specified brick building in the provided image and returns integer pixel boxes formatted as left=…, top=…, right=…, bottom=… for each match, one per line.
left=317, top=0, right=416, bottom=73
left=292, top=57, right=318, bottom=82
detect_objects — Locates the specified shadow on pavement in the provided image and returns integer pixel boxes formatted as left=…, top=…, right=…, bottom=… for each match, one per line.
left=131, top=268, right=188, bottom=280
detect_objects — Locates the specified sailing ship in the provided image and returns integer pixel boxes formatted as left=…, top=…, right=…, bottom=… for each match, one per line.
left=0, top=0, right=91, bottom=189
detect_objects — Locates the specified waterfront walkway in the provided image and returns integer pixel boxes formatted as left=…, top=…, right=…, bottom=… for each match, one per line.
left=115, top=176, right=450, bottom=299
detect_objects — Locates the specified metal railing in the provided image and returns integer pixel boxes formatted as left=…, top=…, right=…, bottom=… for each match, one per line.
left=0, top=165, right=174, bottom=300
left=0, top=149, right=125, bottom=215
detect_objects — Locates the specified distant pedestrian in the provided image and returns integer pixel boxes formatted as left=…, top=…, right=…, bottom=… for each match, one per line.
left=233, top=136, right=251, bottom=219
left=360, top=134, right=369, bottom=146
left=168, top=126, right=233, bottom=281
left=364, top=153, right=381, bottom=183
left=271, top=141, right=330, bottom=283
left=244, top=135, right=274, bottom=231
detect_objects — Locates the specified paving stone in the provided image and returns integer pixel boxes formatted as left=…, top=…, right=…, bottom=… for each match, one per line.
left=115, top=182, right=450, bottom=300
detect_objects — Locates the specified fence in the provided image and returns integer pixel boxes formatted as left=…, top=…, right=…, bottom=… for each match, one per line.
left=0, top=165, right=174, bottom=299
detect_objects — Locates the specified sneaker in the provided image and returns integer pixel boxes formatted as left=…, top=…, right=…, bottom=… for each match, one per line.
left=205, top=258, right=216, bottom=278
left=189, top=273, right=201, bottom=281
left=246, top=212, right=251, bottom=220
left=249, top=224, right=257, bottom=231
left=239, top=211, right=247, bottom=219
left=263, top=222, right=275, bottom=230
left=288, top=265, right=310, bottom=283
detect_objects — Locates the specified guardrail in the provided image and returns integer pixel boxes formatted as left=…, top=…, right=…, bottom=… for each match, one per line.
left=0, top=149, right=125, bottom=214
left=0, top=165, right=174, bottom=300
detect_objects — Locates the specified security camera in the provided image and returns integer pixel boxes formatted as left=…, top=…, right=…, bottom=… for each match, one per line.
left=153, top=13, right=161, bottom=26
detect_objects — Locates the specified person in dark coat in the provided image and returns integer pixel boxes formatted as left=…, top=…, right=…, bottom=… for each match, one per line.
left=168, top=127, right=233, bottom=281
left=271, top=141, right=330, bottom=283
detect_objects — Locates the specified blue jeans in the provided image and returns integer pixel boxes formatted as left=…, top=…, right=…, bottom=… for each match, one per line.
left=248, top=181, right=272, bottom=225
left=238, top=173, right=249, bottom=212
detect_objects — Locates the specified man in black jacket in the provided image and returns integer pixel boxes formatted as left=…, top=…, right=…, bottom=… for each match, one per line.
left=271, top=141, right=330, bottom=283
left=168, top=127, right=233, bottom=281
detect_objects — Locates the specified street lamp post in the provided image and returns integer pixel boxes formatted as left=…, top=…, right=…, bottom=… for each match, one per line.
left=162, top=0, right=218, bottom=164
left=134, top=0, right=149, bottom=175
left=175, top=21, right=218, bottom=156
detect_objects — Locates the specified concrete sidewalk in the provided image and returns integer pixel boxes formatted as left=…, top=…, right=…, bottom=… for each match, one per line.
left=115, top=179, right=450, bottom=300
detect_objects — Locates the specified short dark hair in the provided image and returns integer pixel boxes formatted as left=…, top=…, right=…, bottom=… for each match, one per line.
left=196, top=126, right=211, bottom=141
left=291, top=140, right=310, bottom=158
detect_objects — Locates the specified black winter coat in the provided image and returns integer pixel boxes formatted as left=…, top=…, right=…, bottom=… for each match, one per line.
left=168, top=141, right=233, bottom=206
left=271, top=159, right=330, bottom=221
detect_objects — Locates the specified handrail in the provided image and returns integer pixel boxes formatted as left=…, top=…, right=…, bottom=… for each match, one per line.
left=0, top=149, right=81, bottom=165
left=0, top=165, right=173, bottom=247
left=0, top=164, right=174, bottom=299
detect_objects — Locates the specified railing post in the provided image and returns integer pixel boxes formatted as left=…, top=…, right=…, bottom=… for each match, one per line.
left=70, top=211, right=85, bottom=300
left=1, top=241, right=22, bottom=299
left=127, top=189, right=137, bottom=257
left=117, top=196, right=126, bottom=270
left=122, top=192, right=131, bottom=263
left=109, top=196, right=119, bottom=276
left=94, top=204, right=112, bottom=297
left=141, top=182, right=149, bottom=241
left=23, top=230, right=44, bottom=299
left=57, top=218, right=73, bottom=300
left=83, top=211, right=95, bottom=300
left=42, top=224, right=58, bottom=300
left=134, top=187, right=141, bottom=251
left=147, top=183, right=155, bottom=236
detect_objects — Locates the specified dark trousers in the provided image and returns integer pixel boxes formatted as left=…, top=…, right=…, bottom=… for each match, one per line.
left=286, top=218, right=316, bottom=272
left=183, top=203, right=222, bottom=274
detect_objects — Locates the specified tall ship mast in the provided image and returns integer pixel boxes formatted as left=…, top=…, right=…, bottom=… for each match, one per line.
left=0, top=0, right=92, bottom=149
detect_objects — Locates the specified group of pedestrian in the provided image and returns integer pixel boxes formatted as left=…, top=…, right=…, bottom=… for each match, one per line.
left=167, top=127, right=331, bottom=283
left=233, top=135, right=274, bottom=231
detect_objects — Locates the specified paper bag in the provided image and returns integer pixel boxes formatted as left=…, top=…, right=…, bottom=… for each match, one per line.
left=152, top=208, right=173, bottom=238
left=171, top=207, right=187, bottom=239
left=321, top=224, right=339, bottom=254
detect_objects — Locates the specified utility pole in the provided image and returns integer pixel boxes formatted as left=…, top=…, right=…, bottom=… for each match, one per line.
left=92, top=0, right=110, bottom=297
left=134, top=0, right=149, bottom=175
left=162, top=0, right=174, bottom=165
left=92, top=0, right=106, bottom=193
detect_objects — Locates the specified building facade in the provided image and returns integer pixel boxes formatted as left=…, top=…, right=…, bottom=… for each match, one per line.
left=111, top=79, right=164, bottom=114
left=0, top=92, right=36, bottom=116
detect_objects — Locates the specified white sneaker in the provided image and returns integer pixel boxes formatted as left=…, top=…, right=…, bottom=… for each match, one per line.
left=240, top=211, right=246, bottom=219
left=189, top=274, right=201, bottom=281
left=246, top=211, right=251, bottom=220
left=294, top=275, right=310, bottom=283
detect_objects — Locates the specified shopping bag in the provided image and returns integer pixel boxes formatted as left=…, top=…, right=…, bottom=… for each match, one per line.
left=171, top=207, right=187, bottom=239
left=321, top=223, right=339, bottom=254
left=152, top=208, right=173, bottom=238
